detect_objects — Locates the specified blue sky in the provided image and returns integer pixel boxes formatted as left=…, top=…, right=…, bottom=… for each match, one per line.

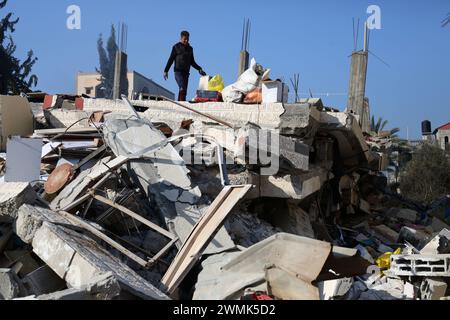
left=3, top=0, right=450, bottom=138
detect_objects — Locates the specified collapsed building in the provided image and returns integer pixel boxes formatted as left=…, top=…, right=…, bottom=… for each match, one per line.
left=0, top=90, right=448, bottom=301
left=0, top=23, right=449, bottom=299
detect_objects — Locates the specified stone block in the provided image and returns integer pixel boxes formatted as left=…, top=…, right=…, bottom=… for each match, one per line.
left=420, top=278, right=448, bottom=300
left=0, top=182, right=36, bottom=223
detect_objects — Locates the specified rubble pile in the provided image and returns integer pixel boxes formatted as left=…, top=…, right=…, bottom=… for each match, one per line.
left=0, top=93, right=449, bottom=301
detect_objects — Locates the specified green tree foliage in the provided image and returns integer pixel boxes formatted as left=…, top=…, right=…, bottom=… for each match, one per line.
left=400, top=143, right=450, bottom=205
left=370, top=116, right=400, bottom=137
left=96, top=25, right=118, bottom=98
left=0, top=0, right=38, bottom=94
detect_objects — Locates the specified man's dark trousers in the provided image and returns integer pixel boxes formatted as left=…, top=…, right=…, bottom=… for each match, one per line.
left=175, top=72, right=189, bottom=101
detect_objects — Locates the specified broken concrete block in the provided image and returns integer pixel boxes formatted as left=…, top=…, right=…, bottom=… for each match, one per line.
left=318, top=278, right=353, bottom=300
left=391, top=254, right=450, bottom=277
left=31, top=221, right=168, bottom=300
left=235, top=125, right=310, bottom=171
left=420, top=278, right=448, bottom=300
left=44, top=109, right=90, bottom=129
left=14, top=204, right=71, bottom=244
left=421, top=229, right=450, bottom=255
left=0, top=182, right=37, bottom=223
left=0, top=269, right=21, bottom=300
left=403, top=281, right=416, bottom=300
left=243, top=167, right=332, bottom=200
left=398, top=226, right=430, bottom=249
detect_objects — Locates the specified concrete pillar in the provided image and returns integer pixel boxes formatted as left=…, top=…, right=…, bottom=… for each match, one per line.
left=346, top=51, right=369, bottom=128
left=113, top=51, right=128, bottom=100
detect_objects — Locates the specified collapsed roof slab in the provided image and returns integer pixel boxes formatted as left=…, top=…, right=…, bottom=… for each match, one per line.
left=82, top=99, right=320, bottom=135
left=193, top=233, right=336, bottom=300
left=102, top=114, right=235, bottom=255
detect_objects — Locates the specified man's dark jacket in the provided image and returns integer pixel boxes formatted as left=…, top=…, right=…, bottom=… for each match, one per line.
left=164, top=43, right=202, bottom=74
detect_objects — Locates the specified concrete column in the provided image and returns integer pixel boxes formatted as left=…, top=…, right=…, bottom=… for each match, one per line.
left=347, top=51, right=369, bottom=127
left=113, top=51, right=128, bottom=100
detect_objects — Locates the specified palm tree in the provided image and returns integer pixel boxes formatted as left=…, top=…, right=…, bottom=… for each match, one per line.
left=370, top=116, right=400, bottom=137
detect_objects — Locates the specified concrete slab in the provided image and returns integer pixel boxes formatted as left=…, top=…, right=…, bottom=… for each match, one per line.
left=83, top=99, right=318, bottom=134
left=44, top=109, right=90, bottom=129
left=420, top=278, right=447, bottom=300
left=14, top=204, right=70, bottom=244
left=193, top=233, right=333, bottom=300
left=32, top=221, right=169, bottom=300
left=0, top=182, right=37, bottom=223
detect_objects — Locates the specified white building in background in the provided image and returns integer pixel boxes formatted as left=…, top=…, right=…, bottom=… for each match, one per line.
left=434, top=123, right=450, bottom=151
left=76, top=71, right=175, bottom=100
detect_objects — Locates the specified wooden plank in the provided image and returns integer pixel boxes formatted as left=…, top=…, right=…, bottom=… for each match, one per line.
left=72, top=145, right=107, bottom=172
left=58, top=210, right=148, bottom=268
left=161, top=185, right=252, bottom=294
left=60, top=172, right=114, bottom=212
left=148, top=238, right=178, bottom=267
left=92, top=194, right=175, bottom=240
left=35, top=128, right=98, bottom=135
left=87, top=156, right=129, bottom=180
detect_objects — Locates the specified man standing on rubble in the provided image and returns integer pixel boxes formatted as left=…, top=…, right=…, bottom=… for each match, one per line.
left=164, top=31, right=207, bottom=101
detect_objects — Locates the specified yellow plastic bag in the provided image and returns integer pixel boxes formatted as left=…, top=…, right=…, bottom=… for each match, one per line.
left=376, top=248, right=402, bottom=269
left=208, top=75, right=225, bottom=92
